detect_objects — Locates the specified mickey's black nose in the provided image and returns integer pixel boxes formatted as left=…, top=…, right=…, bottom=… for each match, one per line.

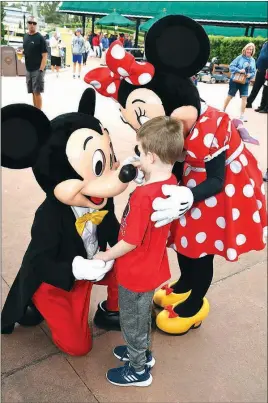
left=134, top=145, right=140, bottom=157
left=119, top=164, right=137, bottom=183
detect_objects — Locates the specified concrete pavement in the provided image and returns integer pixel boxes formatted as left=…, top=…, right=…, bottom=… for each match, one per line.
left=1, top=62, right=267, bottom=402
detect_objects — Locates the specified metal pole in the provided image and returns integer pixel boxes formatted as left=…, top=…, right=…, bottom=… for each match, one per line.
left=82, top=15, right=86, bottom=35
left=23, top=13, right=26, bottom=33
left=92, top=15, right=95, bottom=33
left=135, top=18, right=140, bottom=48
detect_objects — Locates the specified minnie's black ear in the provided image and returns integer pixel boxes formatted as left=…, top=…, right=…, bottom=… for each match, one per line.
left=145, top=15, right=210, bottom=77
left=78, top=88, right=96, bottom=116
left=1, top=104, right=51, bottom=169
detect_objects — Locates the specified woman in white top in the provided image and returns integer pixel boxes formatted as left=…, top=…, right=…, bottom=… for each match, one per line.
left=50, top=32, right=62, bottom=76
left=83, top=35, right=91, bottom=66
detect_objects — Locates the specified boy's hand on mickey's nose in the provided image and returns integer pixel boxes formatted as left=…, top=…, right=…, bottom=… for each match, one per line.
left=122, top=156, right=144, bottom=184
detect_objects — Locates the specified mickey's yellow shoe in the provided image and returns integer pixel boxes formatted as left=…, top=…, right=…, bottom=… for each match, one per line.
left=156, top=298, right=210, bottom=335
left=153, top=281, right=191, bottom=308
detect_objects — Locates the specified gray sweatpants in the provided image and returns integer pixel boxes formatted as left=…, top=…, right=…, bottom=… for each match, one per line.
left=119, top=285, right=154, bottom=372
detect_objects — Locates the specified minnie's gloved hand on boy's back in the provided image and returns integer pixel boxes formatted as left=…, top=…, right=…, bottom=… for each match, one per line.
left=122, top=155, right=144, bottom=185
left=151, top=185, right=194, bottom=228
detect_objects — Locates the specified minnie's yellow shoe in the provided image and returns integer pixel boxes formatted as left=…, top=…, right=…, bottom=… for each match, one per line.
left=153, top=281, right=191, bottom=308
left=156, top=298, right=210, bottom=335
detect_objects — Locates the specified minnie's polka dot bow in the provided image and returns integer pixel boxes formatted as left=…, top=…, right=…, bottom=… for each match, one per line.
left=84, top=40, right=155, bottom=100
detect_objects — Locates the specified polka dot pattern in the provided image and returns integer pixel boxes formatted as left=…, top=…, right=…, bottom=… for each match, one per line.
left=253, top=211, right=260, bottom=223
left=196, top=232, right=207, bottom=243
left=225, top=184, right=235, bottom=197
left=190, top=128, right=199, bottom=140
left=243, top=184, right=254, bottom=198
left=191, top=208, right=202, bottom=220
left=232, top=208, right=240, bottom=221
left=205, top=196, right=217, bottom=208
left=236, top=234, right=246, bottom=245
left=230, top=160, right=242, bottom=174
left=239, top=154, right=248, bottom=166
left=117, top=67, right=129, bottom=77
left=181, top=237, right=188, bottom=248
left=203, top=133, right=215, bottom=148
left=90, top=80, right=101, bottom=89
left=138, top=73, right=152, bottom=85
left=227, top=248, right=237, bottom=261
left=186, top=179, right=197, bottom=188
left=216, top=217, right=226, bottom=229
left=111, top=44, right=125, bottom=59
left=161, top=108, right=266, bottom=261
left=215, top=240, right=224, bottom=251
left=179, top=216, right=187, bottom=227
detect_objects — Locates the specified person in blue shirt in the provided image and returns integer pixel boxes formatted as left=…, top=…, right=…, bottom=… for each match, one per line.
left=246, top=41, right=268, bottom=111
left=100, top=34, right=110, bottom=66
left=223, top=43, right=256, bottom=122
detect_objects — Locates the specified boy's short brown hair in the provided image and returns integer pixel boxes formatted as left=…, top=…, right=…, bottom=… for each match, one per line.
left=136, top=116, right=184, bottom=164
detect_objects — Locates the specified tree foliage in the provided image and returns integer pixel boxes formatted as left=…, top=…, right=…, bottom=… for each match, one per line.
left=1, top=1, right=7, bottom=44
left=38, top=2, right=63, bottom=24
left=209, top=35, right=267, bottom=64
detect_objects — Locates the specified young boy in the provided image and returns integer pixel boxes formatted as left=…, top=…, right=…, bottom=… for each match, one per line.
left=94, top=116, right=184, bottom=387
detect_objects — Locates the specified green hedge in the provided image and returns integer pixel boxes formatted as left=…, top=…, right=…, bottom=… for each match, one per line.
left=208, top=35, right=267, bottom=64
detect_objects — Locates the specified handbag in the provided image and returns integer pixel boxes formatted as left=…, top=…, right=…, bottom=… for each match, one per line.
left=233, top=72, right=246, bottom=84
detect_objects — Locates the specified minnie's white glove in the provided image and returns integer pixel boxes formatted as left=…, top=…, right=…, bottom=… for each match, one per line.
left=122, top=156, right=144, bottom=185
left=72, top=256, right=114, bottom=282
left=151, top=185, right=194, bottom=228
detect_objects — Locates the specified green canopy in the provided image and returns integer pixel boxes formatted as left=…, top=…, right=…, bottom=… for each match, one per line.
left=95, top=10, right=135, bottom=27
left=139, top=9, right=168, bottom=32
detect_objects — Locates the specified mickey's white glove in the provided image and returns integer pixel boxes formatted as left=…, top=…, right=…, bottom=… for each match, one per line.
left=72, top=256, right=114, bottom=282
left=122, top=155, right=144, bottom=185
left=151, top=185, right=194, bottom=228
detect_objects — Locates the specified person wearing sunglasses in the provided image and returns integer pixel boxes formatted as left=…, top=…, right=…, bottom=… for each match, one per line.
left=22, top=16, right=48, bottom=110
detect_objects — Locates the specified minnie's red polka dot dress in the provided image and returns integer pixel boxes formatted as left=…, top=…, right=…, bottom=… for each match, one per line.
left=169, top=105, right=267, bottom=262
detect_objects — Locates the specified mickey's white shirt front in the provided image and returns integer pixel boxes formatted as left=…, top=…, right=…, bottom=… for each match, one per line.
left=71, top=206, right=98, bottom=259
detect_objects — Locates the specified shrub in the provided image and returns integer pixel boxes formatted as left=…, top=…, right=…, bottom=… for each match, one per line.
left=208, top=35, right=267, bottom=64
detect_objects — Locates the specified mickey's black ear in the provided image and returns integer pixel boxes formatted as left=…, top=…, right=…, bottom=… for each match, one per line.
left=1, top=104, right=51, bottom=169
left=145, top=15, right=210, bottom=77
left=78, top=88, right=96, bottom=116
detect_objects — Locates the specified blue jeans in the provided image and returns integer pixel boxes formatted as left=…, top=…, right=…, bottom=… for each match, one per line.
left=228, top=79, right=249, bottom=97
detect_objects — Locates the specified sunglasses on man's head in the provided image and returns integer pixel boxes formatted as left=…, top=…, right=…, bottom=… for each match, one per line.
left=28, top=21, right=37, bottom=25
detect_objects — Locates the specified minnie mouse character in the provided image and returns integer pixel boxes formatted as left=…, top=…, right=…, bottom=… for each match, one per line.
left=1, top=89, right=137, bottom=355
left=85, top=15, right=267, bottom=335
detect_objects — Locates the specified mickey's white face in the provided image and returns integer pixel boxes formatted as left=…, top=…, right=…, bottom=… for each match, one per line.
left=119, top=88, right=165, bottom=131
left=66, top=126, right=113, bottom=182
left=54, top=126, right=117, bottom=210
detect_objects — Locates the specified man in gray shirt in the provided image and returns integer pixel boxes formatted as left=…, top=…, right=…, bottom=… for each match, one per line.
left=72, top=28, right=85, bottom=79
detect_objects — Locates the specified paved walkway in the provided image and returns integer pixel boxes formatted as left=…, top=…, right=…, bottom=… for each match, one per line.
left=1, top=61, right=267, bottom=402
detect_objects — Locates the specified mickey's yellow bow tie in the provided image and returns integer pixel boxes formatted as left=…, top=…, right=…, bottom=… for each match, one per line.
left=75, top=210, right=108, bottom=236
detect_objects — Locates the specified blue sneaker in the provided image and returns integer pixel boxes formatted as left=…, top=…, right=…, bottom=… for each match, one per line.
left=106, top=362, right=152, bottom=387
left=113, top=345, right=156, bottom=367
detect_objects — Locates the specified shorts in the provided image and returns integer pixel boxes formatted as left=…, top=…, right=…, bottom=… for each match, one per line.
left=72, top=54, right=82, bottom=64
left=228, top=79, right=249, bottom=97
left=26, top=69, right=45, bottom=94
left=51, top=56, right=61, bottom=67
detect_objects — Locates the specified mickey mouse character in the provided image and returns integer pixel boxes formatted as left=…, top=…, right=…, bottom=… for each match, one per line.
left=85, top=15, right=267, bottom=335
left=1, top=89, right=137, bottom=356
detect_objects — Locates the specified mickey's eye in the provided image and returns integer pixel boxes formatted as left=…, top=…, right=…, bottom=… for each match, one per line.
left=92, top=149, right=106, bottom=176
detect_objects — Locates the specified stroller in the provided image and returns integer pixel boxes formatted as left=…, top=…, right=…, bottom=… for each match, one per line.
left=197, top=57, right=229, bottom=84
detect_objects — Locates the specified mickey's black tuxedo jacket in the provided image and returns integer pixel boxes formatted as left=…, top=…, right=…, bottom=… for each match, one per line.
left=1, top=197, right=120, bottom=329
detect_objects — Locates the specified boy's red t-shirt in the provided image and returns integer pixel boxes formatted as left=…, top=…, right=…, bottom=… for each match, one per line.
left=115, top=174, right=177, bottom=292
